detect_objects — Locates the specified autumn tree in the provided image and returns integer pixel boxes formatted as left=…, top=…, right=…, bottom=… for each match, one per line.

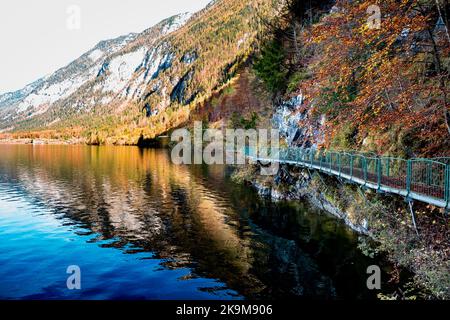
left=298, top=0, right=449, bottom=156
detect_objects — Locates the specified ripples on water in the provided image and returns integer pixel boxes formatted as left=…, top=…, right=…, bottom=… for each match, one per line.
left=0, top=145, right=390, bottom=300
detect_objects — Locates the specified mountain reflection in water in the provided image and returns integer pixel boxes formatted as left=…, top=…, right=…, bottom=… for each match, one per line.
left=0, top=145, right=386, bottom=299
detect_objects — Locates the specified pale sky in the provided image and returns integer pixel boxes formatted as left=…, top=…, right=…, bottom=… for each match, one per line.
left=0, top=0, right=211, bottom=94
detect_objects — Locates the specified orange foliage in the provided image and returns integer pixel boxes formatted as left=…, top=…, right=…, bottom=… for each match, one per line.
left=299, top=0, right=449, bottom=156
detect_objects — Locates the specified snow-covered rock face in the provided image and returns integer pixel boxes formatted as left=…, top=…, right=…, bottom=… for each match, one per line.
left=17, top=74, right=91, bottom=114
left=161, top=12, right=192, bottom=35
left=102, top=47, right=147, bottom=93
left=272, top=93, right=323, bottom=149
left=111, top=43, right=176, bottom=102
left=140, top=44, right=174, bottom=81
left=181, top=51, right=197, bottom=64
left=88, top=49, right=104, bottom=62
left=272, top=94, right=305, bottom=146
left=0, top=12, right=192, bottom=129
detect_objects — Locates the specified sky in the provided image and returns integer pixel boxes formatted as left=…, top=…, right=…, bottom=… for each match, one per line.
left=0, top=0, right=211, bottom=94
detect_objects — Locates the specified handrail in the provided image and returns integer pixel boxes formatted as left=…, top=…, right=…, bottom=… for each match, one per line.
left=244, top=147, right=450, bottom=209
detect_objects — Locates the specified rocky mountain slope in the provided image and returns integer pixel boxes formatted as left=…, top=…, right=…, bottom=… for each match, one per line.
left=1, top=33, right=133, bottom=119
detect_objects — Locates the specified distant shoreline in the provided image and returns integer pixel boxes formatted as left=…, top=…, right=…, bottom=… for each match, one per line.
left=0, top=138, right=85, bottom=145
left=0, top=138, right=168, bottom=148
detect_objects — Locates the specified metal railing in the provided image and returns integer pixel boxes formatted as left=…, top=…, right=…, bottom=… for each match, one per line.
left=244, top=147, right=450, bottom=209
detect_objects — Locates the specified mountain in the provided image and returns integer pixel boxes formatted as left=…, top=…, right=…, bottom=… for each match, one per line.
left=0, top=12, right=191, bottom=133
left=0, top=0, right=279, bottom=143
left=0, top=32, right=137, bottom=122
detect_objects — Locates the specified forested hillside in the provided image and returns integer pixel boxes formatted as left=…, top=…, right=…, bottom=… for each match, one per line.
left=254, top=0, right=449, bottom=157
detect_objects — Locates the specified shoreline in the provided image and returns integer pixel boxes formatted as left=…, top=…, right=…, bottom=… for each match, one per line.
left=0, top=135, right=170, bottom=147
left=0, top=138, right=168, bottom=148
left=0, top=138, right=85, bottom=145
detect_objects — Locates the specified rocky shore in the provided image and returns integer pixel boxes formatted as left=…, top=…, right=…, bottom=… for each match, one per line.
left=233, top=162, right=450, bottom=299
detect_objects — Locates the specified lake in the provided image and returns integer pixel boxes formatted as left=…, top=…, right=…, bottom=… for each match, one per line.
left=0, top=145, right=393, bottom=299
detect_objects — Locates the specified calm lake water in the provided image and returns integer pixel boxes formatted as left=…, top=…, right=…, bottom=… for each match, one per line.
left=0, top=145, right=394, bottom=300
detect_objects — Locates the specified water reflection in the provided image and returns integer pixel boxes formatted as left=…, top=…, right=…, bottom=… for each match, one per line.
left=0, top=145, right=384, bottom=299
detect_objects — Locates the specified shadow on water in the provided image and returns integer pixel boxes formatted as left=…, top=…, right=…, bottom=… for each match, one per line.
left=137, top=134, right=170, bottom=148
left=0, top=145, right=399, bottom=299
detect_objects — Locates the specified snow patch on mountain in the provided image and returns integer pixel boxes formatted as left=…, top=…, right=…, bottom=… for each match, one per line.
left=118, top=43, right=175, bottom=100
left=237, top=33, right=250, bottom=48
left=100, top=96, right=113, bottom=105
left=89, top=49, right=104, bottom=62
left=162, top=12, right=192, bottom=34
left=16, top=74, right=91, bottom=114
left=102, top=47, right=147, bottom=93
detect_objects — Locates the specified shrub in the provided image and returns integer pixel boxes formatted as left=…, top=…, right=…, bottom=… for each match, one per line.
left=253, top=40, right=287, bottom=93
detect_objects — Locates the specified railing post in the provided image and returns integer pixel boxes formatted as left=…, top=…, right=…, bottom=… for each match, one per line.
left=350, top=155, right=354, bottom=181
left=363, top=157, right=367, bottom=185
left=377, top=158, right=381, bottom=191
left=338, top=153, right=342, bottom=177
left=406, top=160, right=412, bottom=198
left=445, top=164, right=449, bottom=210
left=426, top=161, right=432, bottom=186
left=387, top=159, right=390, bottom=178
left=319, top=153, right=322, bottom=171
left=329, top=153, right=332, bottom=172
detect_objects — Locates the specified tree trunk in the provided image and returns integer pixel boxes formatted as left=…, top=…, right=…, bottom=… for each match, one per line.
left=435, top=0, right=450, bottom=45
left=426, top=26, right=450, bottom=135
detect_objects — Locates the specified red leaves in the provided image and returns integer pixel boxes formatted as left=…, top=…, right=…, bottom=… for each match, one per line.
left=299, top=0, right=449, bottom=156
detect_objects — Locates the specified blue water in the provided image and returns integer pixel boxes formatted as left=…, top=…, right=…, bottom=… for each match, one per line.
left=0, top=145, right=392, bottom=300
left=0, top=186, right=238, bottom=300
